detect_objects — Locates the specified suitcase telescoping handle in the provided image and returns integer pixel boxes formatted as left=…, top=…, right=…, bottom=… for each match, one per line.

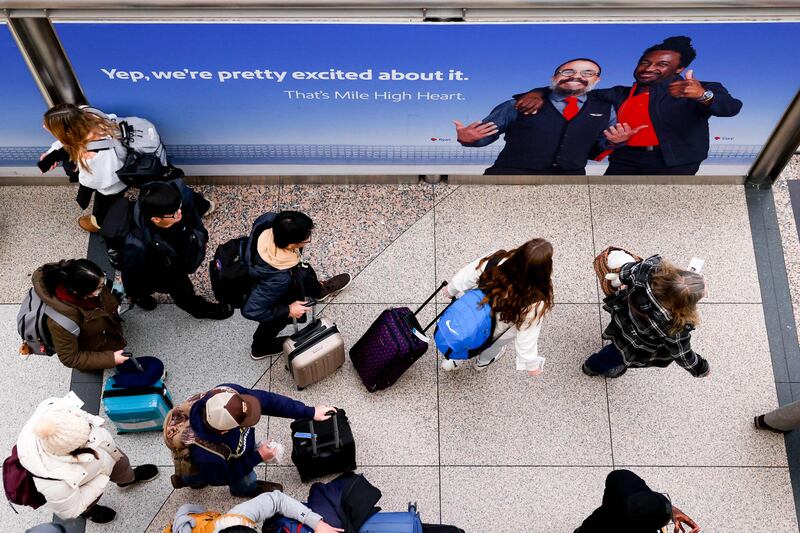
left=418, top=281, right=459, bottom=334
left=291, top=298, right=317, bottom=334
left=307, top=409, right=340, bottom=456
left=413, top=281, right=447, bottom=317
left=121, top=351, right=144, bottom=372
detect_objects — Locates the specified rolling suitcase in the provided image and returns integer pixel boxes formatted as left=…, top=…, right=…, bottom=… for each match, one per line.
left=349, top=282, right=447, bottom=392
left=102, top=354, right=173, bottom=433
left=359, top=503, right=423, bottom=533
left=283, top=298, right=345, bottom=390
left=291, top=409, right=356, bottom=482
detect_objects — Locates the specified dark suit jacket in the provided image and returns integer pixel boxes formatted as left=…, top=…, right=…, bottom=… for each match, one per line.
left=593, top=76, right=742, bottom=166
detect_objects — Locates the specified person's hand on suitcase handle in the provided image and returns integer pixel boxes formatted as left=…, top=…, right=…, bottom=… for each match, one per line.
left=314, top=521, right=344, bottom=533
left=113, top=349, right=130, bottom=365
left=289, top=301, right=311, bottom=319
left=313, top=405, right=337, bottom=421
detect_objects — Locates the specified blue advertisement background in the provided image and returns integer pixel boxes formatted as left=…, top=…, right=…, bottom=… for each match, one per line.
left=0, top=23, right=53, bottom=159
left=4, top=21, right=799, bottom=171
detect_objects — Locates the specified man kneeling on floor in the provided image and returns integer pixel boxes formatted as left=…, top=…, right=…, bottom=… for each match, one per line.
left=162, top=490, right=342, bottom=533
left=165, top=383, right=336, bottom=497
left=243, top=211, right=352, bottom=360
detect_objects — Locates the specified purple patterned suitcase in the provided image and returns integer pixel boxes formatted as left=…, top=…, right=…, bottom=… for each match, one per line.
left=350, top=282, right=448, bottom=392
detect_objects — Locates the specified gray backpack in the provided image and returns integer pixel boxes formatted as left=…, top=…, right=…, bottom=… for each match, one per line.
left=17, top=288, right=80, bottom=357
left=85, top=108, right=175, bottom=187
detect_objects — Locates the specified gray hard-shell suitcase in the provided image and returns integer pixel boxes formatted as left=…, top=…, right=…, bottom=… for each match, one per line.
left=283, top=300, right=345, bottom=390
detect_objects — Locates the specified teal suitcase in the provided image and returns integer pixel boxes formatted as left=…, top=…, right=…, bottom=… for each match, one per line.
left=102, top=376, right=173, bottom=433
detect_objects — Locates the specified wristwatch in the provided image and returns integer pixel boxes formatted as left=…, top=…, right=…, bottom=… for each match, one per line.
left=696, top=90, right=714, bottom=103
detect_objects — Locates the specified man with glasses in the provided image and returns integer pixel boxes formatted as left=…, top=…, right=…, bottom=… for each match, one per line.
left=242, top=211, right=351, bottom=360
left=576, top=469, right=701, bottom=532
left=453, top=58, right=643, bottom=175
left=121, top=180, right=234, bottom=320
left=516, top=36, right=742, bottom=175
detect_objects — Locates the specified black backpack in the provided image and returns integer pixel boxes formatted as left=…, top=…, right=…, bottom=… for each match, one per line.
left=100, top=196, right=135, bottom=271
left=209, top=237, right=254, bottom=308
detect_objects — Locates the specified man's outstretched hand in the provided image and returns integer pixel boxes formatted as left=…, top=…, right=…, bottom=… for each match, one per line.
left=603, top=123, right=648, bottom=145
left=668, top=69, right=706, bottom=100
left=453, top=120, right=498, bottom=144
left=514, top=91, right=545, bottom=115
left=672, top=505, right=701, bottom=533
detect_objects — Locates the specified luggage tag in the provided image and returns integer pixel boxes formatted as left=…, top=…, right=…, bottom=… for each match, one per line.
left=294, top=432, right=317, bottom=439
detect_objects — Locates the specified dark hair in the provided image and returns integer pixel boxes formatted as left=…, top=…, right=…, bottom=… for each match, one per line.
left=272, top=211, right=314, bottom=248
left=217, top=527, right=257, bottom=533
left=41, top=259, right=104, bottom=298
left=139, top=182, right=182, bottom=220
left=477, top=238, right=554, bottom=329
left=641, top=36, right=697, bottom=68
left=553, top=58, right=602, bottom=76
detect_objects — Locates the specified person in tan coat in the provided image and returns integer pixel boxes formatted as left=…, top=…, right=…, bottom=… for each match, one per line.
left=33, top=259, right=129, bottom=370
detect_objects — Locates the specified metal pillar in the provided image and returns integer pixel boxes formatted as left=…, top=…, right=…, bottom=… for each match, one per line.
left=6, top=15, right=86, bottom=106
left=747, top=90, right=800, bottom=189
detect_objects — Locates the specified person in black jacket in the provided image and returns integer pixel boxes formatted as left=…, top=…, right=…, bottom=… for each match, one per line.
left=121, top=180, right=232, bottom=320
left=452, top=58, right=644, bottom=175
left=576, top=470, right=700, bottom=532
left=515, top=36, right=743, bottom=175
left=242, top=211, right=351, bottom=359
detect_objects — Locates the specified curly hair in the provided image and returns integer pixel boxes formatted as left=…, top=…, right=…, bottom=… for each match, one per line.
left=476, top=238, right=554, bottom=329
left=43, top=104, right=119, bottom=173
left=650, top=259, right=705, bottom=334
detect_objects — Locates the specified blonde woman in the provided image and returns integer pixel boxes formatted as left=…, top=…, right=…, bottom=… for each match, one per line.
left=584, top=255, right=710, bottom=378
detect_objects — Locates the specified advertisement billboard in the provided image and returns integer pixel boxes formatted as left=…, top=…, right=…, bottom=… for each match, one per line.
left=10, top=21, right=800, bottom=176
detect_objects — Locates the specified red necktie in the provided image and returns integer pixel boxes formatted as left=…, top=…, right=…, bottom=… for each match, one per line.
left=563, top=96, right=579, bottom=120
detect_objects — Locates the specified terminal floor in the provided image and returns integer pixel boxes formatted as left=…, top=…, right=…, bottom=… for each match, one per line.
left=1, top=172, right=799, bottom=532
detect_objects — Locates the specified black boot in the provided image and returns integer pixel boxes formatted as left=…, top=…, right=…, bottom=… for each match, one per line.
left=84, top=504, right=116, bottom=524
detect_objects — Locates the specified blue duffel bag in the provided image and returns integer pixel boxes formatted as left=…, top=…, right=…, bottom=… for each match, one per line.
left=359, top=503, right=422, bottom=533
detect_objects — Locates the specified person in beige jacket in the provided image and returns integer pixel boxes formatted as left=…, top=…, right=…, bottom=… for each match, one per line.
left=16, top=392, right=158, bottom=524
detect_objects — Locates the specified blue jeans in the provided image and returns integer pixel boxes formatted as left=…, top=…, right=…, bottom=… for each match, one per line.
left=584, top=343, right=627, bottom=376
left=182, top=469, right=258, bottom=496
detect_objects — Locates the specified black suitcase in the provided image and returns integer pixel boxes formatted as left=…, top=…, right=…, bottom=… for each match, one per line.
left=422, top=526, right=465, bottom=533
left=290, top=409, right=356, bottom=482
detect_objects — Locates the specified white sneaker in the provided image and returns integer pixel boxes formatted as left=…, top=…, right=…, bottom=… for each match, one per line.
left=440, top=359, right=463, bottom=371
left=475, top=344, right=510, bottom=371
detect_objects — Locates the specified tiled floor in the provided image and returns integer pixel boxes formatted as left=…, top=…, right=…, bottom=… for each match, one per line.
left=1, top=177, right=798, bottom=532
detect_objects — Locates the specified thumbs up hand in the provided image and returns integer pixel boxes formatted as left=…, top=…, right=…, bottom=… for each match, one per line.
left=668, top=69, right=706, bottom=99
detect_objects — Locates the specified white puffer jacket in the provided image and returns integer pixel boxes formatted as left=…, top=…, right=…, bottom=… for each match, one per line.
left=16, top=392, right=123, bottom=519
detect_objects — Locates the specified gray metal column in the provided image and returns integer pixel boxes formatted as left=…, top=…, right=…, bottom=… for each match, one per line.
left=6, top=16, right=86, bottom=106
left=747, top=90, right=800, bottom=189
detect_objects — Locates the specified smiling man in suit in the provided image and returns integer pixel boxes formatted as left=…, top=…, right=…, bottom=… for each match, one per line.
left=453, top=58, right=644, bottom=175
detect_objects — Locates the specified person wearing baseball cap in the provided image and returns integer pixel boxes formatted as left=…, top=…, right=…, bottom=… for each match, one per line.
left=176, top=383, right=335, bottom=497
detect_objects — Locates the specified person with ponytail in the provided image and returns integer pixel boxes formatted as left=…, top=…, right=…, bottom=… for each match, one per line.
left=583, top=255, right=710, bottom=378
left=441, top=238, right=554, bottom=376
left=32, top=259, right=129, bottom=370
left=16, top=392, right=158, bottom=524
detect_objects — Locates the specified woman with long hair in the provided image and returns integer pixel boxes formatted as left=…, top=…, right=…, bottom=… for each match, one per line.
left=40, top=104, right=215, bottom=233
left=442, top=238, right=554, bottom=376
left=41, top=104, right=127, bottom=233
left=584, top=255, right=710, bottom=378
left=32, top=258, right=129, bottom=370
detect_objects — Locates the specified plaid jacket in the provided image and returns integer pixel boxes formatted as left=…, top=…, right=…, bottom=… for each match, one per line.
left=601, top=255, right=709, bottom=377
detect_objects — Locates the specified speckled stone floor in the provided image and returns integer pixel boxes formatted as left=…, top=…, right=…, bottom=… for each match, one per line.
left=1, top=178, right=797, bottom=532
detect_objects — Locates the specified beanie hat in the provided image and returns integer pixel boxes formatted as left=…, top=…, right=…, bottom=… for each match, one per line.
left=34, top=408, right=91, bottom=455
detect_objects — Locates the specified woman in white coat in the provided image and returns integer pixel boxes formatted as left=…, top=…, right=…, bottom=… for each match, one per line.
left=442, top=237, right=554, bottom=376
left=16, top=392, right=158, bottom=524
